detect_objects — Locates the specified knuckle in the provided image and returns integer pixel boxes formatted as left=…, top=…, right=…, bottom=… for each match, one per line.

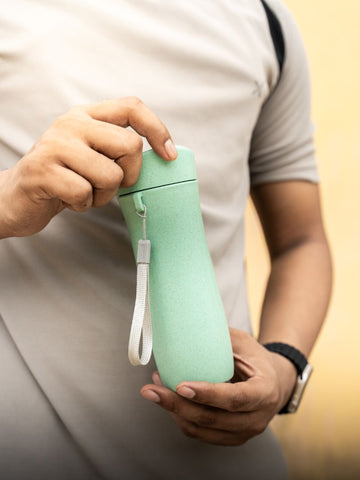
left=163, top=395, right=180, bottom=415
left=117, top=157, right=141, bottom=189
left=170, top=399, right=181, bottom=416
left=230, top=436, right=247, bottom=447
left=72, top=183, right=92, bottom=205
left=31, top=134, right=56, bottom=159
left=101, top=166, right=124, bottom=189
left=52, top=110, right=86, bottom=136
left=92, top=193, right=112, bottom=208
left=120, top=130, right=143, bottom=157
left=120, top=173, right=139, bottom=188
left=124, top=96, right=144, bottom=109
left=129, top=132, right=144, bottom=153
left=52, top=113, right=70, bottom=130
left=118, top=165, right=138, bottom=187
left=119, top=179, right=132, bottom=189
left=24, top=136, right=65, bottom=174
left=195, top=411, right=217, bottom=427
left=157, top=122, right=169, bottom=139
left=180, top=423, right=198, bottom=439
left=40, top=135, right=66, bottom=157
left=111, top=166, right=125, bottom=187
left=227, top=394, right=242, bottom=412
left=68, top=104, right=87, bottom=114
left=251, top=420, right=267, bottom=437
left=70, top=204, right=89, bottom=213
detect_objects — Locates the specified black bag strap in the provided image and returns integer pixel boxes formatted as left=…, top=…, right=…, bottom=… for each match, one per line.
left=260, top=0, right=285, bottom=76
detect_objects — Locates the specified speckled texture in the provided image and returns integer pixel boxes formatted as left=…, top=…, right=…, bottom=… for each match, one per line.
left=118, top=148, right=234, bottom=390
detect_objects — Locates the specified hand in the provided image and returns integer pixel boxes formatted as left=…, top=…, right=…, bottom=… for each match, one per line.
left=140, top=328, right=297, bottom=446
left=0, top=97, right=177, bottom=238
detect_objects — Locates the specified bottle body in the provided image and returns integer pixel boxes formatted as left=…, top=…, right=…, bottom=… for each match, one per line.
left=118, top=148, right=234, bottom=390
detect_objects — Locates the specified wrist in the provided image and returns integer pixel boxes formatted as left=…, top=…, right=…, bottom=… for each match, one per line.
left=264, top=342, right=313, bottom=413
left=267, top=350, right=298, bottom=411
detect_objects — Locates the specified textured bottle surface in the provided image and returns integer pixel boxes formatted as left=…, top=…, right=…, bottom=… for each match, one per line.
left=118, top=147, right=234, bottom=390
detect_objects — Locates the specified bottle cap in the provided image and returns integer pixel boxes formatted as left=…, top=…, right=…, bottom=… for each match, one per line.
left=117, top=145, right=197, bottom=197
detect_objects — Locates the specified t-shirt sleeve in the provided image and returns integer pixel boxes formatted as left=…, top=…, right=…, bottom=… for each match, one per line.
left=249, top=0, right=319, bottom=186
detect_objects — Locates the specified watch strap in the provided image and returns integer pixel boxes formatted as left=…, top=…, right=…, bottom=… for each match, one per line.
left=263, top=342, right=307, bottom=376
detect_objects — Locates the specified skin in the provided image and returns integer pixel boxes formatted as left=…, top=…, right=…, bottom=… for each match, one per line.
left=141, top=180, right=332, bottom=446
left=0, top=97, right=177, bottom=238
left=0, top=96, right=332, bottom=446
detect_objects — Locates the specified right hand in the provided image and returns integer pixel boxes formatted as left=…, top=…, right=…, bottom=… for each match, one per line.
left=0, top=97, right=177, bottom=238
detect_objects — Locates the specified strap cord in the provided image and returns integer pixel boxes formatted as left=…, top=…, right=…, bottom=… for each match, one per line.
left=128, top=206, right=153, bottom=366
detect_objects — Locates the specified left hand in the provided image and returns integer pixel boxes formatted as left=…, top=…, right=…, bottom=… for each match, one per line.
left=140, top=328, right=297, bottom=446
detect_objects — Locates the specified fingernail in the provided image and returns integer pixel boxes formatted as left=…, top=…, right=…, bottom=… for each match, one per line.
left=177, top=386, right=196, bottom=399
left=164, top=139, right=177, bottom=159
left=142, top=389, right=160, bottom=403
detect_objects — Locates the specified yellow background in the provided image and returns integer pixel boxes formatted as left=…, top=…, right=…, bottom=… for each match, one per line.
left=245, top=1, right=360, bottom=478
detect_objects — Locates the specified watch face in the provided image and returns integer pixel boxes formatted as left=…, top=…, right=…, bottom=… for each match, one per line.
left=287, top=364, right=313, bottom=413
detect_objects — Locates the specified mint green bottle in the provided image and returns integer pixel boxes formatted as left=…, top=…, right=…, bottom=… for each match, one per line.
left=117, top=146, right=234, bottom=391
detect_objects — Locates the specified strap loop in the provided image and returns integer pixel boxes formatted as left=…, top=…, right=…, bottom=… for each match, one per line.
left=128, top=215, right=153, bottom=365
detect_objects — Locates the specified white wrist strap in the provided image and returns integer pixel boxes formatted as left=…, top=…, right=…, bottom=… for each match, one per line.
left=128, top=239, right=153, bottom=366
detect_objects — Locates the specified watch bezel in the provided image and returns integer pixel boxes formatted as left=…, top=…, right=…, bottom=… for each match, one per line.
left=286, top=363, right=313, bottom=413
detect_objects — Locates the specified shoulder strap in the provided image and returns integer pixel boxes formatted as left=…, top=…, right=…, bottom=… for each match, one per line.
left=260, top=0, right=285, bottom=76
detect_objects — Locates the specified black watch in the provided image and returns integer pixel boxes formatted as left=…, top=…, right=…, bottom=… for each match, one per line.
left=263, top=342, right=313, bottom=414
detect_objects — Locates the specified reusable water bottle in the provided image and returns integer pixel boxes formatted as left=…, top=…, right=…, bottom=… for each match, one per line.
left=117, top=146, right=234, bottom=391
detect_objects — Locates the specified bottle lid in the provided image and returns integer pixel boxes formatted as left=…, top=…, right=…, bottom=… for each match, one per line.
left=117, top=145, right=197, bottom=197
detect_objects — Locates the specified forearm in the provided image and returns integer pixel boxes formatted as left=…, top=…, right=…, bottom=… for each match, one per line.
left=257, top=235, right=332, bottom=356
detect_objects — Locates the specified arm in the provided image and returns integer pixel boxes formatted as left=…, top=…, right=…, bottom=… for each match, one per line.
left=251, top=179, right=332, bottom=405
left=140, top=180, right=332, bottom=445
left=252, top=180, right=332, bottom=354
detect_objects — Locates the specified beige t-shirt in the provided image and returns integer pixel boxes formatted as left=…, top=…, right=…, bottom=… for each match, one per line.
left=0, top=1, right=317, bottom=478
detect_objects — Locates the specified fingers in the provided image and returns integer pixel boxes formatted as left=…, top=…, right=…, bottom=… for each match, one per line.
left=60, top=143, right=124, bottom=207
left=140, top=382, right=267, bottom=445
left=139, top=330, right=283, bottom=448
left=83, top=118, right=144, bottom=184
left=51, top=97, right=177, bottom=193
left=171, top=415, right=255, bottom=446
left=141, top=384, right=249, bottom=431
left=63, top=120, right=144, bottom=191
left=175, top=379, right=263, bottom=412
left=83, top=97, right=177, bottom=161
left=35, top=137, right=125, bottom=208
left=37, top=165, right=94, bottom=212
left=27, top=139, right=124, bottom=209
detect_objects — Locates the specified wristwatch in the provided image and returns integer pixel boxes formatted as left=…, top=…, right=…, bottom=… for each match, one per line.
left=263, top=342, right=313, bottom=414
